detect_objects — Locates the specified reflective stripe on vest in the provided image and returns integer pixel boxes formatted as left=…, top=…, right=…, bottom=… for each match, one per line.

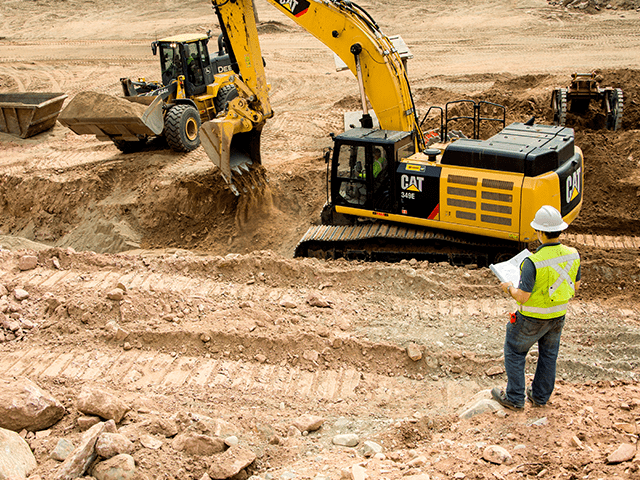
left=519, top=244, right=579, bottom=319
left=534, top=252, right=579, bottom=297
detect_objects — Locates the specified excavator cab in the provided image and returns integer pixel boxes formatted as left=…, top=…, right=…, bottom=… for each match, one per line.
left=331, top=128, right=415, bottom=213
left=154, top=35, right=216, bottom=97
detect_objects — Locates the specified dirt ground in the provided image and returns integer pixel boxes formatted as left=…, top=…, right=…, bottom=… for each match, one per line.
left=1, top=0, right=640, bottom=479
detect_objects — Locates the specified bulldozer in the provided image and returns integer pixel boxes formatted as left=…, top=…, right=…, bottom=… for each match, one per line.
left=551, top=71, right=623, bottom=131
left=59, top=29, right=272, bottom=192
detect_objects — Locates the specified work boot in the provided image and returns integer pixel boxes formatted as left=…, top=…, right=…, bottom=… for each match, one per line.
left=491, top=387, right=524, bottom=412
left=526, top=386, right=545, bottom=407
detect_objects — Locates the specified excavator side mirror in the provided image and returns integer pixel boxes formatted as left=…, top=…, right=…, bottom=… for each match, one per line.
left=151, top=42, right=158, bottom=56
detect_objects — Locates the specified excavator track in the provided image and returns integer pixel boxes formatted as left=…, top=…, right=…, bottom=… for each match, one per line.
left=294, top=223, right=525, bottom=266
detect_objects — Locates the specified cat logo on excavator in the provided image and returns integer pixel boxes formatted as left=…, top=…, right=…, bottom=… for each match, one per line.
left=401, top=174, right=424, bottom=192
left=567, top=167, right=582, bottom=203
left=277, top=0, right=310, bottom=17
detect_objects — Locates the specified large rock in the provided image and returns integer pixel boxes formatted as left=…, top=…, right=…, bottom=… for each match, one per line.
left=332, top=433, right=359, bottom=447
left=172, top=432, right=226, bottom=456
left=607, top=443, right=636, bottom=464
left=139, top=415, right=178, bottom=437
left=95, top=433, right=134, bottom=459
left=291, top=414, right=325, bottom=433
left=0, top=427, right=37, bottom=479
left=92, top=453, right=136, bottom=480
left=482, top=445, right=512, bottom=465
left=0, top=377, right=65, bottom=432
left=208, top=445, right=256, bottom=479
left=76, top=387, right=129, bottom=423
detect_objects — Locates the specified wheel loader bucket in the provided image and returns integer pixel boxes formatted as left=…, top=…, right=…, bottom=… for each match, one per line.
left=0, top=92, right=68, bottom=138
left=199, top=118, right=262, bottom=192
left=58, top=91, right=164, bottom=142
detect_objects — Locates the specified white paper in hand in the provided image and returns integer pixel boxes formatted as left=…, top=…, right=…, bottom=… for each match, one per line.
left=489, top=249, right=531, bottom=286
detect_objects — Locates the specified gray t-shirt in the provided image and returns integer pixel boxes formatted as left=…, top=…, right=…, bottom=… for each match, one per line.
left=518, top=242, right=582, bottom=293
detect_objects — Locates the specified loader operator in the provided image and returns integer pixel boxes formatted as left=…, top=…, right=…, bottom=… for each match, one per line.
left=491, top=205, right=581, bottom=411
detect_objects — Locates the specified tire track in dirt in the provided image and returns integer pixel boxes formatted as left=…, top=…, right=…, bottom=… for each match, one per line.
left=0, top=346, right=363, bottom=402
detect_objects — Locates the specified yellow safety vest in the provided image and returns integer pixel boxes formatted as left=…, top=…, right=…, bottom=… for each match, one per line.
left=519, top=244, right=580, bottom=319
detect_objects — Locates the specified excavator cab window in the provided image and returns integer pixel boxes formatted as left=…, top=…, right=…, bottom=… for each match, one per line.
left=335, top=144, right=368, bottom=206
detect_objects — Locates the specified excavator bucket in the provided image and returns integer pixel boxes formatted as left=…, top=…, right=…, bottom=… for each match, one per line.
left=58, top=91, right=164, bottom=142
left=199, top=118, right=262, bottom=194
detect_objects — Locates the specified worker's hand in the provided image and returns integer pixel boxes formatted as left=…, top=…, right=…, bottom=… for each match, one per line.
left=501, top=282, right=513, bottom=295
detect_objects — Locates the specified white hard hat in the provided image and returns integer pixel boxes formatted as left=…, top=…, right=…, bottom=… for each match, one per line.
left=530, top=205, right=568, bottom=232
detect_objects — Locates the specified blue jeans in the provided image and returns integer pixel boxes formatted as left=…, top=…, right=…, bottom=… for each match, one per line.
left=504, top=311, right=565, bottom=407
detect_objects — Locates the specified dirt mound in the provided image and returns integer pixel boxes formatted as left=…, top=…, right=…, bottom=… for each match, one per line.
left=59, top=91, right=148, bottom=121
left=257, top=20, right=292, bottom=34
left=553, top=0, right=640, bottom=13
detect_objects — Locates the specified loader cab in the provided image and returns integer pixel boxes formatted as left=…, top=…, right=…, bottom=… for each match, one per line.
left=154, top=34, right=216, bottom=97
left=331, top=128, right=414, bottom=212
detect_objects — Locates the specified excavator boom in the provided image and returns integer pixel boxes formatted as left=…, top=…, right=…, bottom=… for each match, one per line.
left=210, top=0, right=425, bottom=154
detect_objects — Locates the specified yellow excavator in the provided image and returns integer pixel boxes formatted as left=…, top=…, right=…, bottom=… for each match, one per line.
left=209, top=0, right=583, bottom=265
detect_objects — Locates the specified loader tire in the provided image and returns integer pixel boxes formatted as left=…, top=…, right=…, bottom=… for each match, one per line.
left=165, top=104, right=201, bottom=152
left=552, top=88, right=567, bottom=127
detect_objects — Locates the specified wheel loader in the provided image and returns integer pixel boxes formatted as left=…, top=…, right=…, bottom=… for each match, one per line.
left=58, top=30, right=271, bottom=191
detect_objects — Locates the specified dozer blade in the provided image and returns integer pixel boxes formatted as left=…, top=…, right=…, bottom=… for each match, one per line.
left=58, top=91, right=164, bottom=141
left=199, top=118, right=262, bottom=193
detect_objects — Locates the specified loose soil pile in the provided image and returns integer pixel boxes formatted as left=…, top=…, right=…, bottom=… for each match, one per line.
left=58, top=91, right=149, bottom=120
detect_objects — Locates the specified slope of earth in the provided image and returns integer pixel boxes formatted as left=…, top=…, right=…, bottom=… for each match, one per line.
left=0, top=248, right=639, bottom=480
left=0, top=0, right=639, bottom=479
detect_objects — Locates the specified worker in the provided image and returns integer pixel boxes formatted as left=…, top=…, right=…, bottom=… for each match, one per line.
left=491, top=205, right=581, bottom=411
left=372, top=147, right=386, bottom=178
left=357, top=148, right=386, bottom=180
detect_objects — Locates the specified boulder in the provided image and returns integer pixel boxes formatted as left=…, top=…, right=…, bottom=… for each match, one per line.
left=92, top=453, right=136, bottom=480
left=482, top=445, right=512, bottom=465
left=50, top=439, right=75, bottom=462
left=0, top=427, right=37, bottom=479
left=607, top=443, right=636, bottom=464
left=18, top=256, right=38, bottom=271
left=292, top=414, right=325, bottom=433
left=0, top=377, right=65, bottom=432
left=76, top=387, right=129, bottom=423
left=95, top=433, right=134, bottom=459
left=172, top=432, right=226, bottom=456
left=208, top=445, right=256, bottom=479
left=332, top=433, right=359, bottom=447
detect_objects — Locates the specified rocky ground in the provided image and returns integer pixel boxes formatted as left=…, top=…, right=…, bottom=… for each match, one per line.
left=1, top=0, right=640, bottom=479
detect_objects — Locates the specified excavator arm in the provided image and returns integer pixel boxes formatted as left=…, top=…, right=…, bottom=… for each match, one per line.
left=262, top=0, right=424, bottom=147
left=205, top=0, right=425, bottom=180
